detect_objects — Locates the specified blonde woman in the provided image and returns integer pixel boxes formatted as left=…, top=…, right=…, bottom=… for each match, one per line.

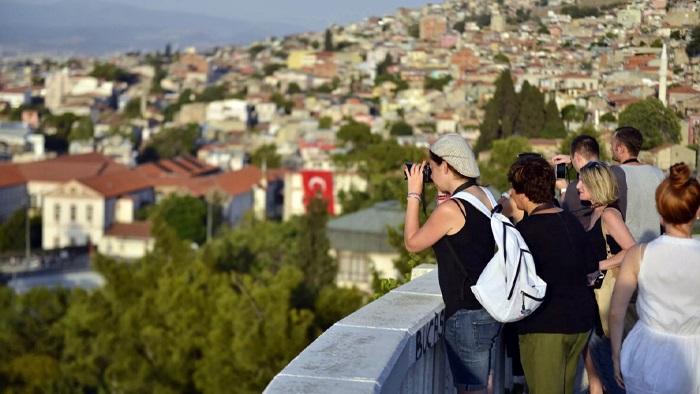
left=576, top=161, right=636, bottom=394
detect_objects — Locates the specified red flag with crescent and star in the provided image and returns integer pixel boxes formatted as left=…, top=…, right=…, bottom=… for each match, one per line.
left=301, top=170, right=334, bottom=215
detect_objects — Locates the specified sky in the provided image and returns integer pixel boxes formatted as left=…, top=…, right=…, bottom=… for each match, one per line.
left=99, top=0, right=431, bottom=32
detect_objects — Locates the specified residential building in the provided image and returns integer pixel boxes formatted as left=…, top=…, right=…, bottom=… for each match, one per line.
left=41, top=169, right=154, bottom=250
left=327, top=201, right=404, bottom=292
left=0, top=164, right=27, bottom=223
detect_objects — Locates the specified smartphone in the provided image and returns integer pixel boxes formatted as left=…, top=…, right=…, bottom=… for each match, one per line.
left=556, top=163, right=567, bottom=179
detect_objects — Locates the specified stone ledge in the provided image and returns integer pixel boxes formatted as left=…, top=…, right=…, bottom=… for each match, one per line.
left=265, top=266, right=444, bottom=394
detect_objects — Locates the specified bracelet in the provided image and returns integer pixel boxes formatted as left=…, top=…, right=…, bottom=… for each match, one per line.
left=407, top=193, right=421, bottom=202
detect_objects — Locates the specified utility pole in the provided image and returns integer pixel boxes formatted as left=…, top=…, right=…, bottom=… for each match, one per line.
left=25, top=197, right=30, bottom=263
left=206, top=198, right=212, bottom=243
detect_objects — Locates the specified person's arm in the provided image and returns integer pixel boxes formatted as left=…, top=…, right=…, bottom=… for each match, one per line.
left=552, top=154, right=571, bottom=200
left=609, top=244, right=643, bottom=390
left=599, top=208, right=636, bottom=270
left=404, top=161, right=455, bottom=253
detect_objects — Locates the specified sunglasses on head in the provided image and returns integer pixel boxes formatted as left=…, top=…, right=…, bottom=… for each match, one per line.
left=517, top=152, right=543, bottom=160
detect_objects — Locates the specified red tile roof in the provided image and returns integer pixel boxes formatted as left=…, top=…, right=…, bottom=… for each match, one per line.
left=135, top=156, right=219, bottom=178
left=215, top=165, right=263, bottom=196
left=0, top=164, right=26, bottom=188
left=104, top=221, right=152, bottom=239
left=79, top=170, right=153, bottom=198
left=11, top=152, right=128, bottom=183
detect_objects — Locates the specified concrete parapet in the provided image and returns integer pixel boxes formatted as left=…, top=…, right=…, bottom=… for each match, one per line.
left=265, top=265, right=452, bottom=394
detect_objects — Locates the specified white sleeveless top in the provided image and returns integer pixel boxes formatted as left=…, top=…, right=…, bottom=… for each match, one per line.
left=620, top=235, right=700, bottom=394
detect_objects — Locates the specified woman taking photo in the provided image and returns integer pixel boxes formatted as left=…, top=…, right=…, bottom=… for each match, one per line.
left=507, top=156, right=597, bottom=394
left=610, top=163, right=700, bottom=393
left=404, top=133, right=500, bottom=394
left=576, top=161, right=636, bottom=394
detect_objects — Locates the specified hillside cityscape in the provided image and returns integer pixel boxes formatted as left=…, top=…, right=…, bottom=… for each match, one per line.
left=1, top=0, right=700, bottom=391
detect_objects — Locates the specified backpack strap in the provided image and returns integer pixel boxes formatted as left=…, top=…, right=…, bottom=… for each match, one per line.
left=446, top=187, right=498, bottom=300
left=451, top=188, right=496, bottom=217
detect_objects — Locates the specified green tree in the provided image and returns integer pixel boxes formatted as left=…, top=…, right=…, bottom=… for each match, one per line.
left=600, top=112, right=617, bottom=123
left=423, top=75, right=452, bottom=91
left=453, top=19, right=466, bottom=33
left=46, top=112, right=78, bottom=140
left=618, top=98, right=681, bottom=149
left=89, top=63, right=131, bottom=82
left=516, top=81, right=546, bottom=137
left=476, top=70, right=519, bottom=151
left=542, top=99, right=567, bottom=138
left=286, top=82, right=302, bottom=95
left=686, top=25, right=700, bottom=57
left=151, top=194, right=207, bottom=245
left=146, top=123, right=200, bottom=160
left=0, top=209, right=40, bottom=251
left=650, top=38, right=664, bottom=48
left=494, top=53, right=510, bottom=64
left=324, top=29, right=334, bottom=52
left=389, top=121, right=414, bottom=136
left=479, top=136, right=532, bottom=192
left=248, top=44, right=266, bottom=58
left=318, top=116, right=333, bottom=129
left=67, top=117, right=94, bottom=142
left=249, top=143, right=282, bottom=168
left=407, top=23, right=420, bottom=38
left=561, top=104, right=586, bottom=129
left=0, top=286, right=72, bottom=391
left=263, top=63, right=285, bottom=76
left=123, top=97, right=142, bottom=118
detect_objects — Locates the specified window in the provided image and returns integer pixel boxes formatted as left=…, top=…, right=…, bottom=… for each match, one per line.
left=54, top=204, right=60, bottom=222
left=337, top=251, right=370, bottom=283
left=69, top=237, right=76, bottom=246
left=54, top=237, right=60, bottom=248
left=70, top=205, right=76, bottom=221
left=86, top=205, right=93, bottom=222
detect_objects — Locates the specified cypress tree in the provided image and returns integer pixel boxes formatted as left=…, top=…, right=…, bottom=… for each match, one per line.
left=542, top=99, right=567, bottom=138
left=516, top=81, right=545, bottom=137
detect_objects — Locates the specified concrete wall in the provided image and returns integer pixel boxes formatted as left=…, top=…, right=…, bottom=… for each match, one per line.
left=265, top=267, right=457, bottom=394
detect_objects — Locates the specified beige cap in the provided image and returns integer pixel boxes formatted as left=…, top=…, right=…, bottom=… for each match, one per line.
left=430, top=133, right=480, bottom=178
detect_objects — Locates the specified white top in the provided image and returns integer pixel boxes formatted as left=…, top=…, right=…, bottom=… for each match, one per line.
left=620, top=235, right=700, bottom=394
left=620, top=164, right=664, bottom=243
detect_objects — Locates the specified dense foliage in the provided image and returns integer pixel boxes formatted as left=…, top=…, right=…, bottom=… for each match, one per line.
left=0, top=196, right=366, bottom=393
left=618, top=98, right=681, bottom=150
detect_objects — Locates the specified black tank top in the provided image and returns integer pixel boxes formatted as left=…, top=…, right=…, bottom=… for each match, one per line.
left=432, top=198, right=495, bottom=319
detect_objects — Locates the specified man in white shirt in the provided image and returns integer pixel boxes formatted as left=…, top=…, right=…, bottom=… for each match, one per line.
left=610, top=126, right=665, bottom=243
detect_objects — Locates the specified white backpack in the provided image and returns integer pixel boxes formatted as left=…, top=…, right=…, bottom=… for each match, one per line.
left=451, top=190, right=547, bottom=323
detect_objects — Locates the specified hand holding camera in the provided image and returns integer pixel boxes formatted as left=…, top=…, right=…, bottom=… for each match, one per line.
left=404, top=160, right=431, bottom=201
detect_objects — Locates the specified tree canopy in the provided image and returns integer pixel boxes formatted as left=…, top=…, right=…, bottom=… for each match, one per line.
left=1, top=195, right=366, bottom=392
left=617, top=98, right=681, bottom=149
left=686, top=25, right=700, bottom=58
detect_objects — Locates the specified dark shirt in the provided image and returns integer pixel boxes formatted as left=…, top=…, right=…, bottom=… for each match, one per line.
left=432, top=198, right=495, bottom=319
left=587, top=204, right=623, bottom=263
left=515, top=211, right=597, bottom=335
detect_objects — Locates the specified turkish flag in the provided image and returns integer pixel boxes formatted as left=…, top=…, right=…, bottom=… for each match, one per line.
left=301, top=170, right=335, bottom=215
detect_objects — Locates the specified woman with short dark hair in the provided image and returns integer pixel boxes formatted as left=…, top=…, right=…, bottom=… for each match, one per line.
left=507, top=156, right=597, bottom=394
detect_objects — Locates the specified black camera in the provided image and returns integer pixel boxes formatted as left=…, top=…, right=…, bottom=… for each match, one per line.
left=404, top=162, right=433, bottom=183
left=593, top=270, right=607, bottom=289
left=556, top=163, right=567, bottom=179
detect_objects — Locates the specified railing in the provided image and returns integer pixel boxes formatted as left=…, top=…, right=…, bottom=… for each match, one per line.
left=265, top=265, right=508, bottom=394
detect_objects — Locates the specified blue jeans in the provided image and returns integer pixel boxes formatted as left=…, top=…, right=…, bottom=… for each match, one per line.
left=588, top=329, right=626, bottom=394
left=444, top=308, right=502, bottom=391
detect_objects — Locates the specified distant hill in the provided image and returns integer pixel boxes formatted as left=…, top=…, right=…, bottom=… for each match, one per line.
left=0, top=0, right=307, bottom=57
